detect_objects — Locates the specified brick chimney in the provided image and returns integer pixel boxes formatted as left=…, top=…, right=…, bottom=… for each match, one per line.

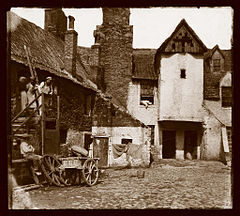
left=93, top=8, right=133, bottom=108
left=44, top=8, right=67, bottom=40
left=64, top=15, right=78, bottom=78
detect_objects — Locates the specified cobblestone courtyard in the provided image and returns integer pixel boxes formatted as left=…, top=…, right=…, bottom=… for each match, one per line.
left=27, top=160, right=232, bottom=209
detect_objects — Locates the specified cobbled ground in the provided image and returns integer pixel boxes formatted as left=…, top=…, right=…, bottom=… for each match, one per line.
left=28, top=160, right=232, bottom=209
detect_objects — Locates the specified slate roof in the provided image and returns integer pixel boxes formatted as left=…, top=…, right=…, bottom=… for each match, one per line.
left=8, top=11, right=97, bottom=91
left=132, top=49, right=157, bottom=80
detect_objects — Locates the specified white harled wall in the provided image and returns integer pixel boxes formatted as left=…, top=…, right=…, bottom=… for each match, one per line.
left=159, top=53, right=204, bottom=121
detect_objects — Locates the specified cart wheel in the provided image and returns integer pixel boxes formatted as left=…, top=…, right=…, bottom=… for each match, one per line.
left=40, top=155, right=66, bottom=186
left=82, top=158, right=99, bottom=186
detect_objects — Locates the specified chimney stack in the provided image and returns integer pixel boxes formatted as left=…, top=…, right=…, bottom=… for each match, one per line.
left=44, top=8, right=67, bottom=41
left=68, top=15, right=75, bottom=30
left=64, top=15, right=78, bottom=78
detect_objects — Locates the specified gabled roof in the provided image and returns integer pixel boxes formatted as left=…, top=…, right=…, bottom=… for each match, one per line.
left=8, top=11, right=97, bottom=91
left=204, top=46, right=232, bottom=100
left=204, top=45, right=225, bottom=59
left=156, top=19, right=208, bottom=54
left=132, top=49, right=157, bottom=80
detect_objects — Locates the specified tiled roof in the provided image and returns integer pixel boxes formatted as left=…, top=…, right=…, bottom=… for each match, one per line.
left=132, top=49, right=157, bottom=80
left=8, top=11, right=97, bottom=91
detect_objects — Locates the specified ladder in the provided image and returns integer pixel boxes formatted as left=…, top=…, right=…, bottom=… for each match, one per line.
left=24, top=45, right=39, bottom=84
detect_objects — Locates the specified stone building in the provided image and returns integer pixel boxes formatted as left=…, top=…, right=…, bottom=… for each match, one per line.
left=8, top=7, right=232, bottom=183
left=89, top=9, right=232, bottom=162
left=8, top=8, right=151, bottom=180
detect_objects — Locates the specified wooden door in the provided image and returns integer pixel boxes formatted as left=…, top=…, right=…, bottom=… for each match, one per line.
left=44, top=119, right=60, bottom=155
left=162, top=130, right=176, bottom=158
left=184, top=131, right=197, bottom=159
left=93, top=137, right=109, bottom=167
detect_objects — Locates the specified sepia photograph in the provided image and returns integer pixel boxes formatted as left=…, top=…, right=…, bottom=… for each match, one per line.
left=7, top=6, right=233, bottom=209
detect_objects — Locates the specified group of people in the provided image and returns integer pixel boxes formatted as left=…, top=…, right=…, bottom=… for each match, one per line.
left=18, top=76, right=54, bottom=115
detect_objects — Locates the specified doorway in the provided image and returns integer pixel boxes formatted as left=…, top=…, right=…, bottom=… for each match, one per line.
left=93, top=137, right=109, bottom=167
left=184, top=131, right=197, bottom=159
left=162, top=130, right=176, bottom=158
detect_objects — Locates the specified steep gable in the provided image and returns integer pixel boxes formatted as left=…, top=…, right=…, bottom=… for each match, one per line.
left=157, top=19, right=207, bottom=54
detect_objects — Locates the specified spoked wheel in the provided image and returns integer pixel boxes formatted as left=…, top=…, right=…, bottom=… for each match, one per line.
left=82, top=159, right=99, bottom=186
left=40, top=155, right=66, bottom=186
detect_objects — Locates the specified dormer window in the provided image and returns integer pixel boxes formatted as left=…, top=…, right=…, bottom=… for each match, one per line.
left=213, top=59, right=220, bottom=71
left=180, top=69, right=186, bottom=79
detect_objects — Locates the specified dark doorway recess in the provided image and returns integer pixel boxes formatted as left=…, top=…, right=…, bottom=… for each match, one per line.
left=184, top=130, right=198, bottom=159
left=162, top=130, right=176, bottom=159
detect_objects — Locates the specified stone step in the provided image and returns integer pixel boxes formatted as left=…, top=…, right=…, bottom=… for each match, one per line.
left=14, top=117, right=27, bottom=123
left=14, top=133, right=33, bottom=138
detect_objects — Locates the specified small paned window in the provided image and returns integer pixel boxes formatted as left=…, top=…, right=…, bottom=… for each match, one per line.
left=140, top=82, right=154, bottom=105
left=180, top=69, right=186, bottom=79
left=213, top=59, right=221, bottom=71
left=222, top=87, right=232, bottom=107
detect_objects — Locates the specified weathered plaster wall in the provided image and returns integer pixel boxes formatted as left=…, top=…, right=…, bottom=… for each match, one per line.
left=127, top=80, right=159, bottom=145
left=201, top=113, right=222, bottom=160
left=92, top=126, right=151, bottom=167
left=159, top=53, right=203, bottom=121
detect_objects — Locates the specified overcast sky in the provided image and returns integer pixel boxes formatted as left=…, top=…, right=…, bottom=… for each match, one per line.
left=10, top=7, right=233, bottom=50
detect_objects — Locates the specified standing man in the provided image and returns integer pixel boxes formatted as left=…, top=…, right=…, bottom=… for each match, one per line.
left=38, top=77, right=54, bottom=114
left=26, top=77, right=39, bottom=115
left=38, top=77, right=54, bottom=95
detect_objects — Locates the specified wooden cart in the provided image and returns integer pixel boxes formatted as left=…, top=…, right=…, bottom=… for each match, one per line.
left=39, top=154, right=100, bottom=187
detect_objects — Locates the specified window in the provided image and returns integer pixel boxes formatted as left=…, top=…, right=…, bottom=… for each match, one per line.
left=222, top=87, right=232, bottom=107
left=213, top=59, right=220, bottom=71
left=140, top=82, right=154, bottom=105
left=226, top=127, right=232, bottom=147
left=180, top=69, right=186, bottom=79
left=121, top=139, right=132, bottom=144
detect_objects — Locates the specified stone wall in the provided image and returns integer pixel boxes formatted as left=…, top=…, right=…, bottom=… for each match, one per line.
left=92, top=92, right=145, bottom=128
left=56, top=77, right=93, bottom=132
